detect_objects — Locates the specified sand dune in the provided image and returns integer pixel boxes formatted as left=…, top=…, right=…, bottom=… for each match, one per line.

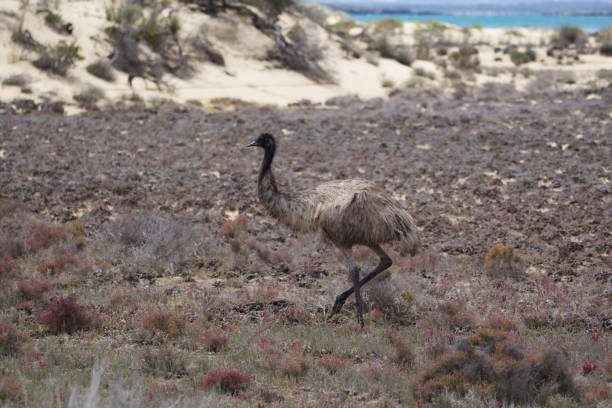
left=0, top=0, right=610, bottom=112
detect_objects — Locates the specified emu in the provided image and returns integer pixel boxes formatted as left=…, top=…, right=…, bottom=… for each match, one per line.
left=247, top=133, right=420, bottom=327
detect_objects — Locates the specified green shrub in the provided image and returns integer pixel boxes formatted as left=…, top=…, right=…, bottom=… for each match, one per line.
left=510, top=49, right=536, bottom=66
left=2, top=74, right=28, bottom=87
left=374, top=18, right=403, bottom=35
left=450, top=43, right=480, bottom=71
left=552, top=25, right=586, bottom=49
left=86, top=60, right=115, bottom=82
left=600, top=43, right=612, bottom=56
left=73, top=86, right=104, bottom=108
left=33, top=40, right=83, bottom=76
left=44, top=12, right=62, bottom=28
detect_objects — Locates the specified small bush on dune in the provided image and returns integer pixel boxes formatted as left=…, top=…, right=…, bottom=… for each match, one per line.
left=600, top=43, right=612, bottom=56
left=35, top=295, right=96, bottom=334
left=2, top=74, right=28, bottom=87
left=86, top=59, right=115, bottom=81
left=553, top=26, right=586, bottom=49
left=450, top=43, right=480, bottom=71
left=201, top=369, right=251, bottom=394
left=73, top=86, right=104, bottom=109
left=33, top=40, right=83, bottom=76
left=0, top=319, right=28, bottom=356
left=510, top=49, right=536, bottom=66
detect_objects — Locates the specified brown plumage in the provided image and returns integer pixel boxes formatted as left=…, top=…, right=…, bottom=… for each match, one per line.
left=247, top=133, right=420, bottom=326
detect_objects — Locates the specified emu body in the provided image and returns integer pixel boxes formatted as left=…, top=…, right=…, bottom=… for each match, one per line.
left=248, top=133, right=420, bottom=326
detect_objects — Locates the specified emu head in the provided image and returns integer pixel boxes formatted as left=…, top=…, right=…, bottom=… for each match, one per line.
left=246, top=133, right=275, bottom=151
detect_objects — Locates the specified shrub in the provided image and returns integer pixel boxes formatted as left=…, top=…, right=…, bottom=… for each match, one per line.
left=317, top=354, right=346, bottom=374
left=484, top=243, right=524, bottom=279
left=268, top=24, right=331, bottom=83
left=0, top=375, right=22, bottom=402
left=26, top=221, right=68, bottom=252
left=0, top=256, right=12, bottom=276
left=17, top=278, right=52, bottom=300
left=203, top=327, right=228, bottom=352
left=2, top=74, right=28, bottom=87
left=37, top=252, right=77, bottom=275
left=552, top=26, right=586, bottom=49
left=139, top=307, right=184, bottom=337
left=73, top=86, right=104, bottom=108
left=33, top=40, right=83, bottom=76
left=35, top=295, right=95, bottom=334
left=510, top=50, right=536, bottom=66
left=222, top=215, right=248, bottom=238
left=101, top=212, right=205, bottom=277
left=201, top=369, right=251, bottom=394
left=600, top=43, right=612, bottom=56
left=0, top=319, right=28, bottom=356
left=141, top=344, right=187, bottom=378
left=86, top=60, right=115, bottom=81
left=415, top=330, right=577, bottom=403
left=388, top=331, right=415, bottom=367
left=43, top=12, right=63, bottom=30
left=374, top=18, right=403, bottom=35
left=278, top=352, right=309, bottom=378
left=450, top=44, right=480, bottom=71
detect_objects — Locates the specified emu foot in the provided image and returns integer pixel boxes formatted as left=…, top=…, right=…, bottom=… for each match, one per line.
left=328, top=294, right=348, bottom=319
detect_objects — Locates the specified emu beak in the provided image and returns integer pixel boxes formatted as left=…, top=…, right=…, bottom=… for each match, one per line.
left=246, top=141, right=258, bottom=147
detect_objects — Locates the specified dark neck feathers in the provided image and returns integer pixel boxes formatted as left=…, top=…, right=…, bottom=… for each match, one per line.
left=258, top=139, right=277, bottom=191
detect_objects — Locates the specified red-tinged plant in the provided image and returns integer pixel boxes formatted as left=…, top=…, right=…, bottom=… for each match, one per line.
left=26, top=222, right=67, bottom=252
left=604, top=354, right=612, bottom=380
left=201, top=369, right=251, bottom=394
left=278, top=352, right=309, bottom=378
left=17, top=278, right=52, bottom=300
left=0, top=319, right=28, bottom=356
left=2, top=235, right=24, bottom=259
left=139, top=307, right=184, bottom=337
left=203, top=327, right=228, bottom=352
left=317, top=354, right=346, bottom=374
left=35, top=295, right=95, bottom=334
left=0, top=255, right=12, bottom=276
left=486, top=311, right=515, bottom=331
left=0, top=375, right=22, bottom=402
left=37, top=252, right=79, bottom=275
left=582, top=359, right=597, bottom=375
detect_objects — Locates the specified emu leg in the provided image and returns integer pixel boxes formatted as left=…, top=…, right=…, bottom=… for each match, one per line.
left=328, top=245, right=392, bottom=320
left=351, top=267, right=364, bottom=327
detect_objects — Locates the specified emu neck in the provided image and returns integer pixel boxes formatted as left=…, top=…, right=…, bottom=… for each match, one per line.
left=258, top=144, right=277, bottom=190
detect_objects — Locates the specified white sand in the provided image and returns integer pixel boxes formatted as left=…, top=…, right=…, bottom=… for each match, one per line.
left=0, top=0, right=610, bottom=113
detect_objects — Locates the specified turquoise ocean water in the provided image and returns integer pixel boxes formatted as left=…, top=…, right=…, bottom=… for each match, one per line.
left=349, top=13, right=612, bottom=32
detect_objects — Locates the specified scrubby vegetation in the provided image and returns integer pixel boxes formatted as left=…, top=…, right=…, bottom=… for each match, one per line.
left=86, top=59, right=116, bottom=81
left=32, top=40, right=83, bottom=76
left=0, top=80, right=610, bottom=406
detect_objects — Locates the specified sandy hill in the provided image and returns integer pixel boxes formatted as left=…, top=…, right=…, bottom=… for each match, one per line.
left=0, top=0, right=611, bottom=112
